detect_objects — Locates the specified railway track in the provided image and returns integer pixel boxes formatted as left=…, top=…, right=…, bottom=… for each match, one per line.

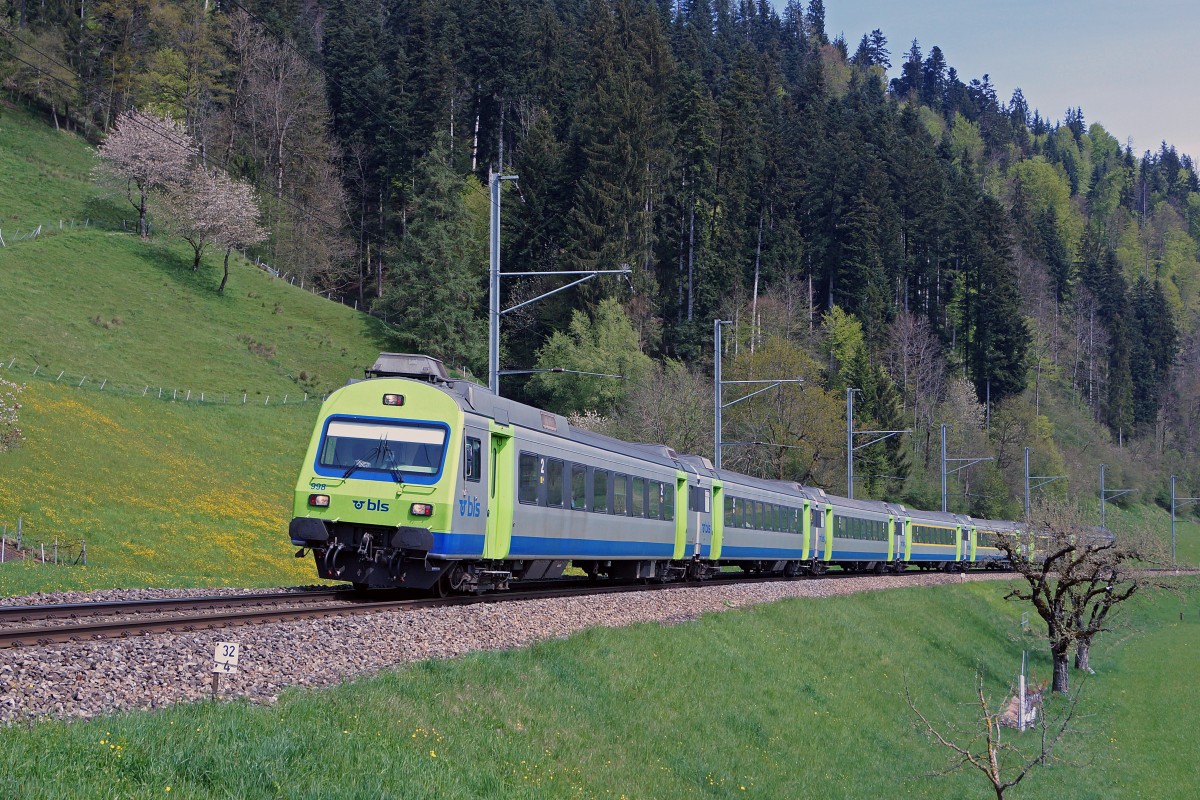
left=0, top=580, right=675, bottom=649
left=0, top=569, right=1019, bottom=650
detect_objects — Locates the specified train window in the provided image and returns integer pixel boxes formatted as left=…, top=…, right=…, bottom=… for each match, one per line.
left=546, top=458, right=564, bottom=507
left=319, top=419, right=447, bottom=476
left=632, top=477, right=646, bottom=517
left=464, top=437, right=481, bottom=482
left=811, top=507, right=822, bottom=528
left=593, top=469, right=609, bottom=513
left=614, top=474, right=629, bottom=516
left=649, top=481, right=662, bottom=519
left=571, top=464, right=587, bottom=510
left=518, top=452, right=539, bottom=504
left=704, top=488, right=710, bottom=513
left=663, top=483, right=675, bottom=521
left=726, top=496, right=739, bottom=528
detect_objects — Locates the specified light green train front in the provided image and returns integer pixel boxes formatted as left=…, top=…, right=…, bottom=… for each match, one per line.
left=288, top=374, right=469, bottom=590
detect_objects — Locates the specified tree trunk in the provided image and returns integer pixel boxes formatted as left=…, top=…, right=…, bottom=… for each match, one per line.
left=1074, top=640, right=1091, bottom=673
left=139, top=194, right=148, bottom=240
left=218, top=247, right=231, bottom=294
left=1051, top=644, right=1070, bottom=694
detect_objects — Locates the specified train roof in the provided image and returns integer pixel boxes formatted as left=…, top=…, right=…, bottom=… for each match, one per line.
left=970, top=518, right=1024, bottom=532
left=352, top=358, right=1013, bottom=530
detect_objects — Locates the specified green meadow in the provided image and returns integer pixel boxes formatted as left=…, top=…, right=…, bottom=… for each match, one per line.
left=0, top=103, right=398, bottom=592
left=1, top=580, right=1196, bottom=799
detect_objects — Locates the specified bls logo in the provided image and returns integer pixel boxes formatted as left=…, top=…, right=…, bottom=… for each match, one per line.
left=458, top=496, right=482, bottom=518
left=352, top=499, right=390, bottom=512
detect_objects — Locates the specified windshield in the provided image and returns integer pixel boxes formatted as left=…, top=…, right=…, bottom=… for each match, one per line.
left=318, top=420, right=447, bottom=476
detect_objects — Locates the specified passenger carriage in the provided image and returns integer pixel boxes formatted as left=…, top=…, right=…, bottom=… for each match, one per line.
left=904, top=509, right=969, bottom=570
left=970, top=518, right=1021, bottom=567
left=289, top=352, right=1018, bottom=592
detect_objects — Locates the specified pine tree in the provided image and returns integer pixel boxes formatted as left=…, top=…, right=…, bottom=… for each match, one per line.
left=374, top=136, right=486, bottom=371
left=967, top=195, right=1030, bottom=403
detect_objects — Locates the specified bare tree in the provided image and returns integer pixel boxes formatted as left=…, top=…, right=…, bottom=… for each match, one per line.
left=884, top=310, right=946, bottom=453
left=2, top=28, right=78, bottom=131
left=94, top=110, right=196, bottom=238
left=907, top=673, right=1080, bottom=800
left=604, top=359, right=713, bottom=457
left=996, top=502, right=1161, bottom=693
left=222, top=10, right=352, bottom=288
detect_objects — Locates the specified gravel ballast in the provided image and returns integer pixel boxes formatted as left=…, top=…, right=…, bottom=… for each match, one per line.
left=0, top=572, right=1007, bottom=725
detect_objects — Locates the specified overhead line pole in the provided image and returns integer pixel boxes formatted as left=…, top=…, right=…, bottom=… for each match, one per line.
left=846, top=387, right=909, bottom=500
left=488, top=171, right=629, bottom=396
left=1170, top=476, right=1200, bottom=564
left=940, top=423, right=992, bottom=513
left=713, top=319, right=803, bottom=470
left=1099, top=463, right=1135, bottom=531
left=1023, top=446, right=1067, bottom=520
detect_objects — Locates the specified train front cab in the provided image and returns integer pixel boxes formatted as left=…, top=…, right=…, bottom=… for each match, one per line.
left=289, top=373, right=473, bottom=591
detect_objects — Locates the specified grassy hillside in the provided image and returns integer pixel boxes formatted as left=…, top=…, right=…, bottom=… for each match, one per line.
left=0, top=104, right=399, bottom=593
left=1, top=580, right=1196, bottom=798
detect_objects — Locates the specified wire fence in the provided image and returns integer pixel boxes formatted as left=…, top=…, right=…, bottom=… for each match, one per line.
left=0, top=518, right=86, bottom=567
left=0, top=357, right=329, bottom=407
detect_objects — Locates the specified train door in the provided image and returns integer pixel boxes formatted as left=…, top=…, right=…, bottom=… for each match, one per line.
left=672, top=472, right=688, bottom=560
left=887, top=515, right=896, bottom=562
left=690, top=480, right=713, bottom=557
left=457, top=424, right=489, bottom=550
left=808, top=504, right=826, bottom=562
left=709, top=481, right=724, bottom=559
left=483, top=424, right=514, bottom=560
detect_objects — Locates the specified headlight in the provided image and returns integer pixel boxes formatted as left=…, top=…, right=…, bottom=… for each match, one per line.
left=308, top=494, right=330, bottom=507
left=410, top=503, right=434, bottom=517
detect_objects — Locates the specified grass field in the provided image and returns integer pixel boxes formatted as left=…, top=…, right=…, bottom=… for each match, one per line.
left=0, top=579, right=1196, bottom=799
left=0, top=381, right=320, bottom=594
left=0, top=104, right=404, bottom=592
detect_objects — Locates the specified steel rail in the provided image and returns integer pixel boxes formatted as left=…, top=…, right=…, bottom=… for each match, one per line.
left=0, top=589, right=351, bottom=624
left=0, top=581, right=679, bottom=649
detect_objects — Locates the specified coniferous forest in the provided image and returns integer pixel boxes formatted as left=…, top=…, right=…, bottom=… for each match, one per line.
left=4, top=0, right=1200, bottom=516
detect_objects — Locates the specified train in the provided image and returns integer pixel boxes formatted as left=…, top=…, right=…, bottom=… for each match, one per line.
left=288, top=353, right=1029, bottom=593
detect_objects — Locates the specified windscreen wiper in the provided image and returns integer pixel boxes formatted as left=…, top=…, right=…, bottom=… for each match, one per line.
left=381, top=442, right=405, bottom=484
left=343, top=438, right=404, bottom=484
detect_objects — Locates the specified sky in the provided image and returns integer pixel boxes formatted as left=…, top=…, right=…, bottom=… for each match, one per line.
left=819, top=0, right=1200, bottom=161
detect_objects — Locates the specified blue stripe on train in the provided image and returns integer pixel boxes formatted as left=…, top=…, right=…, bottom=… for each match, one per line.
left=829, top=549, right=891, bottom=561
left=430, top=532, right=486, bottom=557
left=720, top=545, right=806, bottom=559
left=508, top=535, right=676, bottom=559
